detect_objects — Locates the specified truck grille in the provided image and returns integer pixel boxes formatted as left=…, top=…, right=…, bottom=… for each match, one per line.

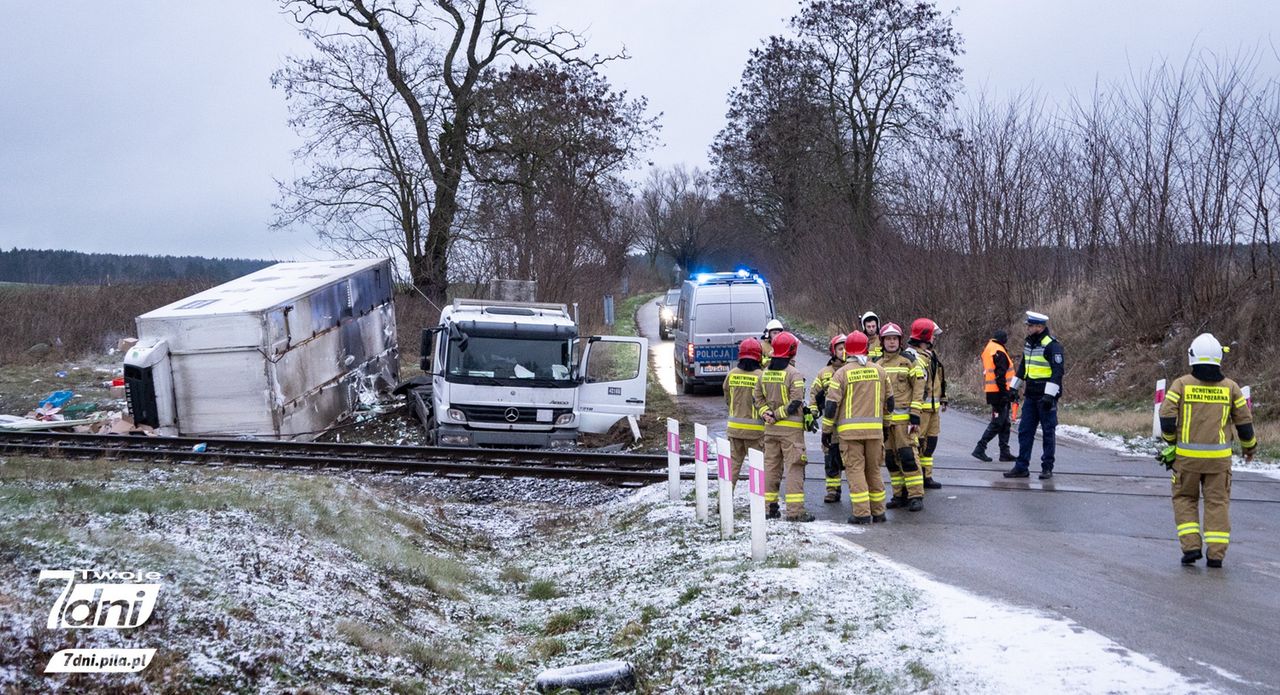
left=457, top=405, right=572, bottom=424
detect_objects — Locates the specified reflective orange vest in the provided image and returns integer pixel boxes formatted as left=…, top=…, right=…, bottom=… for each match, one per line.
left=981, top=340, right=1013, bottom=393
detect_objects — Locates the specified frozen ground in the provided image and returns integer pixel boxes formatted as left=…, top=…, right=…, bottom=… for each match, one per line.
left=0, top=457, right=1221, bottom=693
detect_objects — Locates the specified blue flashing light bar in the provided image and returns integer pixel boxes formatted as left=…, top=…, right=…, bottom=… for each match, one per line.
left=693, top=269, right=768, bottom=285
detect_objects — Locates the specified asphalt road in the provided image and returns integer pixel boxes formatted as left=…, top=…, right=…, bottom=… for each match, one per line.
left=638, top=297, right=1280, bottom=693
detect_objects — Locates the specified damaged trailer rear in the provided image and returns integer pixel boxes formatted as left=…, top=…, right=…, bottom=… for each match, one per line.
left=124, top=259, right=399, bottom=439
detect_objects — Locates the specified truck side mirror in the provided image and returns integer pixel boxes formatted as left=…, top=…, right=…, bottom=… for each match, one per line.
left=420, top=327, right=441, bottom=371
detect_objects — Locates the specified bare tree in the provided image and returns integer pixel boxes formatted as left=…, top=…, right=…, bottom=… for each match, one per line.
left=271, top=33, right=437, bottom=269
left=282, top=0, right=612, bottom=302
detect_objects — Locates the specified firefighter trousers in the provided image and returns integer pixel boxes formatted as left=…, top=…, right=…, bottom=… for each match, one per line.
left=885, top=423, right=924, bottom=499
left=763, top=431, right=806, bottom=516
left=841, top=438, right=886, bottom=517
left=727, top=436, right=757, bottom=489
left=1172, top=464, right=1232, bottom=561
left=917, top=410, right=941, bottom=477
left=824, top=440, right=843, bottom=491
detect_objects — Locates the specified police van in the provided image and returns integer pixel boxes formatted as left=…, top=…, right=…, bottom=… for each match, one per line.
left=672, top=270, right=776, bottom=394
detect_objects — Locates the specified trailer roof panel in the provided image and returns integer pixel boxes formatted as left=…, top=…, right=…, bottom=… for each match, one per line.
left=138, top=259, right=390, bottom=319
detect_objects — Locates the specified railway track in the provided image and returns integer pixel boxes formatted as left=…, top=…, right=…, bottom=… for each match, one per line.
left=0, top=431, right=695, bottom=487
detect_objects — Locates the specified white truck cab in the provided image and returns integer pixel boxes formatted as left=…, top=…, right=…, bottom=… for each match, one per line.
left=411, top=299, right=648, bottom=447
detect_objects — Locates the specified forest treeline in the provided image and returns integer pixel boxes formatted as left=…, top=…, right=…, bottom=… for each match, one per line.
left=0, top=249, right=272, bottom=285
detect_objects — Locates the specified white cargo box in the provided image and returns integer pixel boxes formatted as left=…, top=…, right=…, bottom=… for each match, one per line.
left=126, top=259, right=399, bottom=439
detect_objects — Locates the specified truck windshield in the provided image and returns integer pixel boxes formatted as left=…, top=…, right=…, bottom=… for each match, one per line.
left=446, top=336, right=575, bottom=386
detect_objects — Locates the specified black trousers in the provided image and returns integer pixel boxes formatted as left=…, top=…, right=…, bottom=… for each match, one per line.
left=977, top=398, right=1012, bottom=452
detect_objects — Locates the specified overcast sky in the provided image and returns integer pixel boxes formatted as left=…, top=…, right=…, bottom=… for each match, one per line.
left=0, top=1, right=1275, bottom=261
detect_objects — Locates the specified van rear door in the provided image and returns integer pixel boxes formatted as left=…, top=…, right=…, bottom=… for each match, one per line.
left=577, top=336, right=649, bottom=434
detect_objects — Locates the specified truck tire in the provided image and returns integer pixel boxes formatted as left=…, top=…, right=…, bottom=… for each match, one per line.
left=534, top=660, right=635, bottom=693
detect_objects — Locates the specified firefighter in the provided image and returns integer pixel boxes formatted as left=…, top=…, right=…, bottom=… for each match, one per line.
left=860, top=311, right=883, bottom=360
left=761, top=318, right=785, bottom=360
left=972, top=329, right=1017, bottom=463
left=753, top=331, right=814, bottom=522
left=908, top=318, right=946, bottom=489
left=722, top=337, right=765, bottom=486
left=1004, top=311, right=1064, bottom=480
left=876, top=323, right=926, bottom=511
left=822, top=331, right=893, bottom=523
left=813, top=334, right=847, bottom=503
left=1158, top=333, right=1256, bottom=568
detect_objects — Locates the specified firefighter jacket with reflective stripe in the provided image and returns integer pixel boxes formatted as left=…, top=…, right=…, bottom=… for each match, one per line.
left=723, top=368, right=764, bottom=439
left=1016, top=333, right=1064, bottom=399
left=866, top=335, right=883, bottom=361
left=875, top=351, right=923, bottom=423
left=754, top=365, right=807, bottom=435
left=982, top=340, right=1014, bottom=394
left=1159, top=375, right=1254, bottom=471
left=752, top=363, right=803, bottom=435
left=914, top=345, right=947, bottom=412
left=823, top=359, right=892, bottom=440
left=810, top=363, right=838, bottom=410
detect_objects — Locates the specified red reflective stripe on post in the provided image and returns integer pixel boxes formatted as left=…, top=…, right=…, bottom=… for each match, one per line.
left=749, top=467, right=765, bottom=496
left=695, top=437, right=708, bottom=462
left=667, top=431, right=679, bottom=454
left=717, top=451, right=731, bottom=479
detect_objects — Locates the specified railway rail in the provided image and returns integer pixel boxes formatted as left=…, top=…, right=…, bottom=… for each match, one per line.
left=0, top=431, right=693, bottom=487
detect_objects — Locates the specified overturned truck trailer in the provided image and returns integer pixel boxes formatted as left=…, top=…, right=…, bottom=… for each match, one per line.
left=124, top=259, right=399, bottom=439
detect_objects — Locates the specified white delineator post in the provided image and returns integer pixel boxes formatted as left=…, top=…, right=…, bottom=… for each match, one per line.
left=666, top=418, right=680, bottom=502
left=1243, top=385, right=1253, bottom=410
left=694, top=423, right=709, bottom=522
left=716, top=436, right=734, bottom=539
left=747, top=447, right=767, bottom=561
left=1152, top=379, right=1167, bottom=438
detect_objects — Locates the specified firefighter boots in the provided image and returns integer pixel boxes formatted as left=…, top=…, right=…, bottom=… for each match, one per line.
left=1181, top=549, right=1203, bottom=565
left=766, top=503, right=780, bottom=519
left=999, top=449, right=1017, bottom=462
left=872, top=513, right=887, bottom=523
left=848, top=515, right=871, bottom=525
left=785, top=511, right=816, bottom=523
left=971, top=446, right=993, bottom=462
left=886, top=491, right=908, bottom=509
left=924, top=477, right=942, bottom=489
left=1207, top=559, right=1223, bottom=568
left=824, top=488, right=841, bottom=504
left=907, top=497, right=924, bottom=512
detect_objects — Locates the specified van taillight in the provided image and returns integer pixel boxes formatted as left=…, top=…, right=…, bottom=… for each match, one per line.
left=687, top=342, right=695, bottom=362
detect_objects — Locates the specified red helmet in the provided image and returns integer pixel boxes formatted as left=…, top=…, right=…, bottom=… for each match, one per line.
left=879, top=322, right=903, bottom=338
left=771, top=331, right=799, bottom=359
left=738, top=337, right=763, bottom=362
left=828, top=333, right=847, bottom=356
left=845, top=331, right=869, bottom=356
left=910, top=318, right=937, bottom=342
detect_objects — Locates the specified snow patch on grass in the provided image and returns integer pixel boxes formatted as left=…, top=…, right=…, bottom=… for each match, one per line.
left=826, top=534, right=1215, bottom=695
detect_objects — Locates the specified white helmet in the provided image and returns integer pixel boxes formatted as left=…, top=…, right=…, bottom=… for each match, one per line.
left=1188, top=333, right=1223, bottom=366
left=765, top=319, right=784, bottom=333
left=860, top=311, right=879, bottom=325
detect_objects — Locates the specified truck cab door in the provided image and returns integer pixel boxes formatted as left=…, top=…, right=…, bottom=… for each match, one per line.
left=577, top=336, right=649, bottom=434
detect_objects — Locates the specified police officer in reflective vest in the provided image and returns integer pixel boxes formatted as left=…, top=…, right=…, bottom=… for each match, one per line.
left=723, top=337, right=765, bottom=486
left=1004, top=311, right=1064, bottom=480
left=973, top=329, right=1017, bottom=463
left=753, top=331, right=814, bottom=522
left=1158, top=333, right=1256, bottom=567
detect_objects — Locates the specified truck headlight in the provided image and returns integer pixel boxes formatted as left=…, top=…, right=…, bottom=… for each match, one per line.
left=555, top=413, right=574, bottom=425
left=446, top=408, right=466, bottom=422
left=660, top=308, right=673, bottom=320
